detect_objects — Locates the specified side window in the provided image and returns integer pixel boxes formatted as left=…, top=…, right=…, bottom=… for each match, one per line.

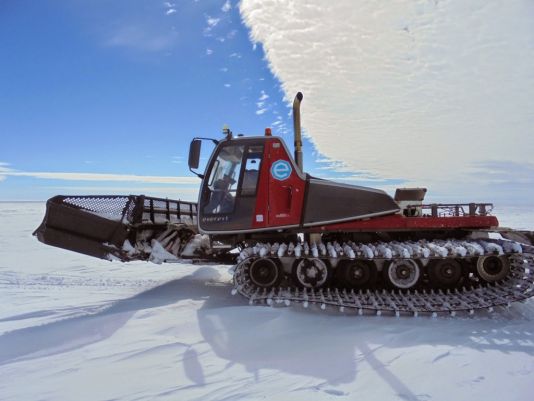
left=240, top=145, right=263, bottom=196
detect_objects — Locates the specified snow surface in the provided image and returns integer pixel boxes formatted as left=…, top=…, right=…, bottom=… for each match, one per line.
left=1, top=202, right=534, bottom=401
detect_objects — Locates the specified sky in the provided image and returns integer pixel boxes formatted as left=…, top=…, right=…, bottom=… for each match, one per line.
left=1, top=0, right=533, bottom=206
left=0, top=0, right=305, bottom=201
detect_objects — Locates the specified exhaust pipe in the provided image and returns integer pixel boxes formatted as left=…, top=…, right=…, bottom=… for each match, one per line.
left=292, top=92, right=304, bottom=171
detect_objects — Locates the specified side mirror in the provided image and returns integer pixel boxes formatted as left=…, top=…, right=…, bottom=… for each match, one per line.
left=188, top=139, right=201, bottom=170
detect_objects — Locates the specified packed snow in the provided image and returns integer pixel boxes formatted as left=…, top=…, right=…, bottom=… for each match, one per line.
left=1, top=202, right=534, bottom=401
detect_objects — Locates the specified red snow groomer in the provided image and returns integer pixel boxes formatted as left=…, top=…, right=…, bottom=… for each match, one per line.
left=34, top=93, right=534, bottom=316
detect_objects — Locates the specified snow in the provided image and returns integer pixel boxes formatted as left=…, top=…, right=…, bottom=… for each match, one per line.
left=1, top=202, right=534, bottom=401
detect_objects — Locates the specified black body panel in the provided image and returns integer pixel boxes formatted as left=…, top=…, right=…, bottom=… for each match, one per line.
left=302, top=179, right=400, bottom=226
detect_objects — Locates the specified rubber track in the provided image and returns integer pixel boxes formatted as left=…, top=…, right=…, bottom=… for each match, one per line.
left=232, top=241, right=534, bottom=316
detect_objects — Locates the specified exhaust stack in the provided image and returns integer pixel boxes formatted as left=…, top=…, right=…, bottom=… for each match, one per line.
left=292, top=92, right=304, bottom=171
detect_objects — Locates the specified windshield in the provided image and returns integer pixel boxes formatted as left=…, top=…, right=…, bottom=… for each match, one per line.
left=203, top=145, right=244, bottom=214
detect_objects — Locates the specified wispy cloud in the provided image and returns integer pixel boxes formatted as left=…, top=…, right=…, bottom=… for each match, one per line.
left=164, top=1, right=176, bottom=15
left=0, top=162, right=11, bottom=182
left=106, top=24, right=178, bottom=52
left=270, top=115, right=289, bottom=135
left=203, top=15, right=221, bottom=36
left=315, top=160, right=347, bottom=171
left=226, top=29, right=237, bottom=40
left=1, top=169, right=197, bottom=185
left=206, top=17, right=220, bottom=27
left=469, top=161, right=534, bottom=185
left=255, top=90, right=270, bottom=115
left=222, top=0, right=232, bottom=13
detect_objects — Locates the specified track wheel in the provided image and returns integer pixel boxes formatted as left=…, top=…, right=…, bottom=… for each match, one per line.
left=338, top=260, right=377, bottom=289
left=293, top=258, right=329, bottom=289
left=384, top=259, right=421, bottom=290
left=476, top=255, right=510, bottom=282
left=428, top=259, right=463, bottom=288
left=248, top=258, right=282, bottom=288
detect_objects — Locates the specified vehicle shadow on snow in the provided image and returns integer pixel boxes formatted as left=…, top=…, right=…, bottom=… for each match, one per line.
left=2, top=266, right=534, bottom=399
left=0, top=266, right=241, bottom=366
left=197, top=295, right=534, bottom=395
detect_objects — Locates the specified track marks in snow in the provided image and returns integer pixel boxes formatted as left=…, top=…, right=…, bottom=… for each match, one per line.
left=431, top=350, right=451, bottom=363
left=0, top=309, right=56, bottom=322
left=322, top=388, right=348, bottom=396
left=507, top=363, right=534, bottom=377
left=398, top=394, right=432, bottom=401
left=291, top=384, right=349, bottom=398
left=459, top=375, right=486, bottom=388
left=0, top=271, right=162, bottom=289
left=117, top=342, right=190, bottom=362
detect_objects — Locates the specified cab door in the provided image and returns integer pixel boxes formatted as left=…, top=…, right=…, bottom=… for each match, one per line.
left=266, top=138, right=305, bottom=228
left=198, top=139, right=265, bottom=233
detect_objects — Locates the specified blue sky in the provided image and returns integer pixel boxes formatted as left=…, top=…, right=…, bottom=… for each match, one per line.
left=0, top=0, right=334, bottom=201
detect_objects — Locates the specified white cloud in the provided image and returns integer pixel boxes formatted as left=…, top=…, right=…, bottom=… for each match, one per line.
left=224, top=83, right=231, bottom=88
left=240, top=0, right=534, bottom=198
left=315, top=160, right=347, bottom=171
left=227, top=29, right=237, bottom=40
left=255, top=90, right=271, bottom=114
left=1, top=170, right=198, bottom=185
left=207, top=17, right=220, bottom=27
left=0, top=162, right=13, bottom=182
left=164, top=1, right=176, bottom=15
left=206, top=48, right=213, bottom=55
left=106, top=24, right=178, bottom=52
left=203, top=16, right=222, bottom=36
left=222, top=0, right=232, bottom=13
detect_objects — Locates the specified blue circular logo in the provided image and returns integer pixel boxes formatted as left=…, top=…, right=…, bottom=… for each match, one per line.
left=271, top=160, right=292, bottom=181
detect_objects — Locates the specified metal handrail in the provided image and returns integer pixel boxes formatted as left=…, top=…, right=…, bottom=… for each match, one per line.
left=404, top=203, right=494, bottom=218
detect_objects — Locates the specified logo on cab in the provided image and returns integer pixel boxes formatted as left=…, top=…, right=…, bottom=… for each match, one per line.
left=271, top=160, right=292, bottom=181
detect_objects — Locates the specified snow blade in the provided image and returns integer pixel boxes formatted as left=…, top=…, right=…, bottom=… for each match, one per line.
left=33, top=195, right=198, bottom=261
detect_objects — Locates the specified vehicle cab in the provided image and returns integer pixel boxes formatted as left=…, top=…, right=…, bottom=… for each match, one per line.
left=189, top=131, right=307, bottom=234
